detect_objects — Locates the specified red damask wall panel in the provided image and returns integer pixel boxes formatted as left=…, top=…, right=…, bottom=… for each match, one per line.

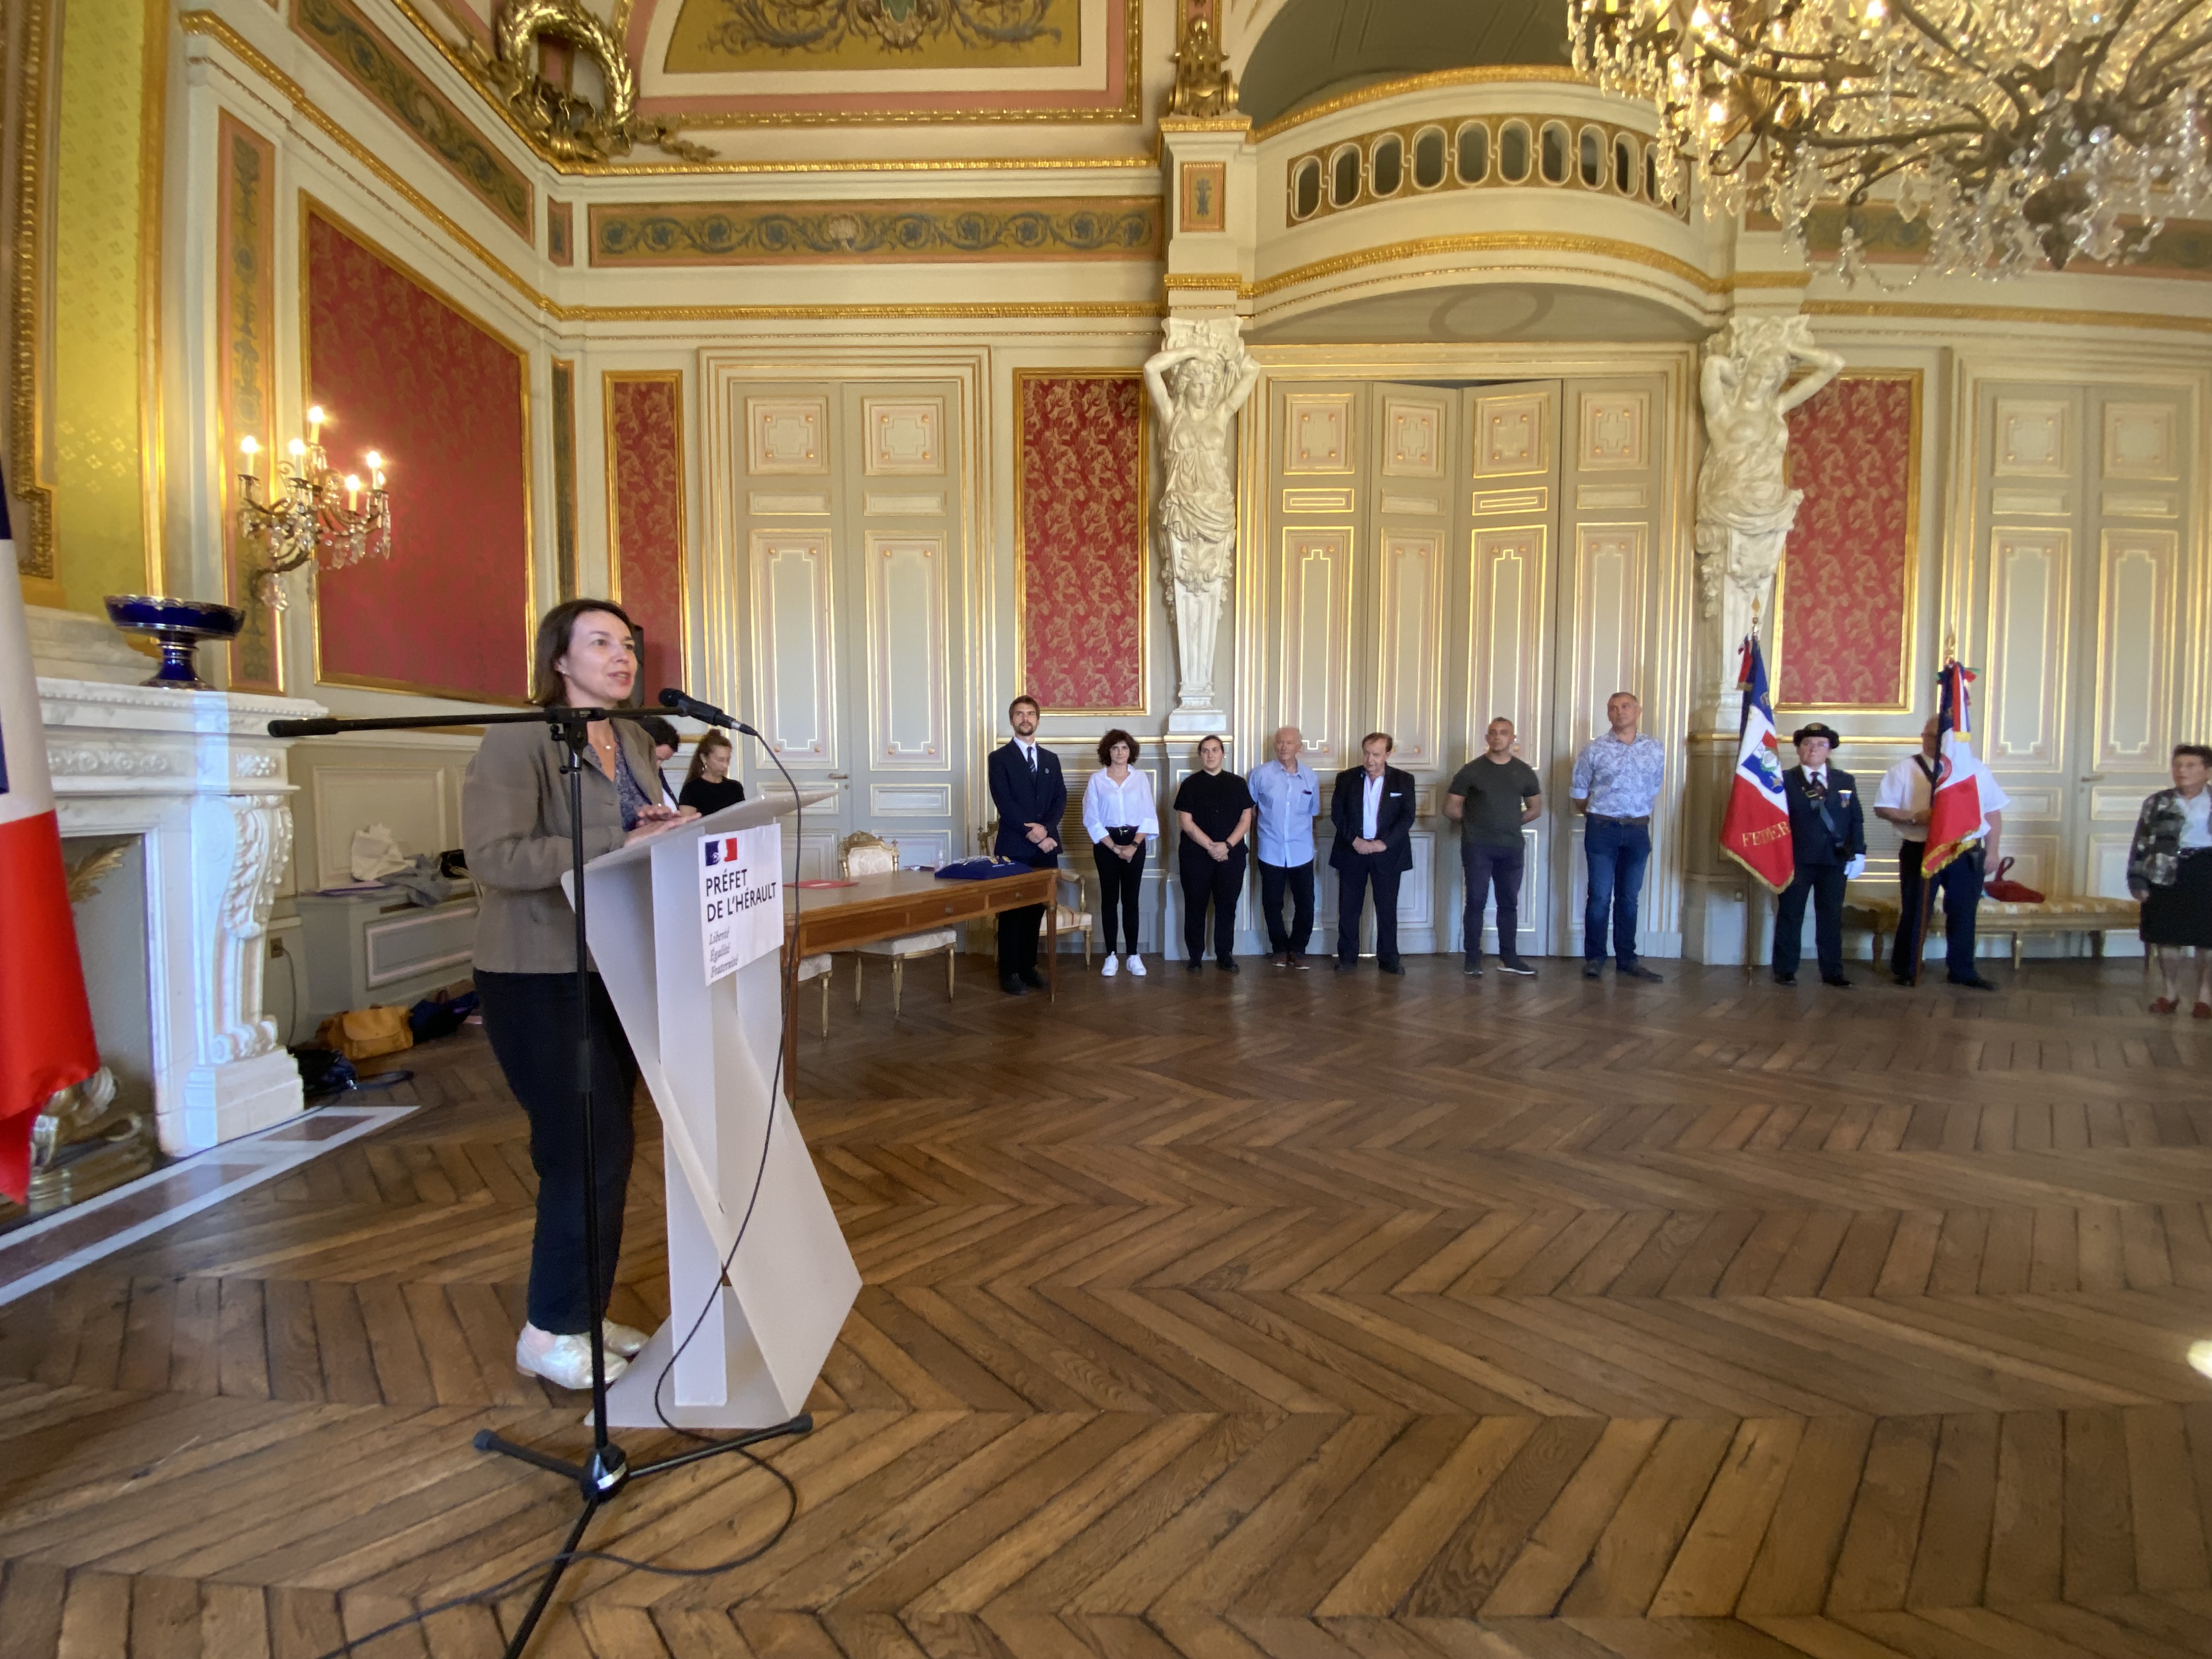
left=604, top=373, right=687, bottom=699
left=1019, top=373, right=1146, bottom=713
left=306, top=208, right=531, bottom=703
left=1776, top=372, right=1920, bottom=710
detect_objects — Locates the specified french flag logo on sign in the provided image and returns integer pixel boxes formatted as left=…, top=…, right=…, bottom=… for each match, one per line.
left=701, top=837, right=741, bottom=867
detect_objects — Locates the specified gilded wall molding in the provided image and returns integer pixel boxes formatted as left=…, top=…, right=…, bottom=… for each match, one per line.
left=290, top=0, right=533, bottom=239
left=1804, top=298, right=2212, bottom=335
left=1248, top=232, right=1725, bottom=300
left=8, top=0, right=55, bottom=580
left=1250, top=66, right=1593, bottom=144
left=587, top=198, right=1163, bottom=266
left=460, top=0, right=711, bottom=163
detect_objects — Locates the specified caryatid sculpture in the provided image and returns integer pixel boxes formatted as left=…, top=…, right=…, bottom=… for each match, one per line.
left=1695, top=314, right=1844, bottom=692
left=1146, top=317, right=1260, bottom=727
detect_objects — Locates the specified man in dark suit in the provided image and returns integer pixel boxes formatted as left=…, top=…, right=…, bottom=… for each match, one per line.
left=1330, top=732, right=1418, bottom=974
left=986, top=694, right=1066, bottom=996
left=1773, top=722, right=1867, bottom=988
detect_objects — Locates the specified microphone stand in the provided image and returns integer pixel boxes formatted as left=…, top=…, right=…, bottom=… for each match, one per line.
left=267, top=703, right=809, bottom=1657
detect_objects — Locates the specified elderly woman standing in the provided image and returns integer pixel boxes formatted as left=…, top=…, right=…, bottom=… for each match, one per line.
left=463, top=599, right=692, bottom=1389
left=2129, top=742, right=2212, bottom=1018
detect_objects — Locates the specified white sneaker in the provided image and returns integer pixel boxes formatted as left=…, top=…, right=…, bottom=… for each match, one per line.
left=1126, top=953, right=1147, bottom=977
left=603, top=1319, right=648, bottom=1357
left=516, top=1323, right=629, bottom=1390
left=1101, top=953, right=1120, bottom=977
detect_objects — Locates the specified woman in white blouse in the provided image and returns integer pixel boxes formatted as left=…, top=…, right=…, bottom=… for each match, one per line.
left=1081, top=729, right=1159, bottom=977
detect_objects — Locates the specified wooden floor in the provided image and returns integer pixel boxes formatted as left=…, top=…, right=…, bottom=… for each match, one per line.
left=5, top=956, right=2212, bottom=1659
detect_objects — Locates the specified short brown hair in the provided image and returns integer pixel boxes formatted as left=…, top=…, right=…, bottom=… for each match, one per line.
left=2176, top=743, right=2212, bottom=766
left=1361, top=731, right=1395, bottom=753
left=1008, top=693, right=1040, bottom=719
left=531, top=599, right=637, bottom=707
left=685, top=727, right=733, bottom=787
left=1097, top=729, right=1139, bottom=766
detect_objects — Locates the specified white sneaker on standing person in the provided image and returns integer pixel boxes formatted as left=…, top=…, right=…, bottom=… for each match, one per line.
left=1082, top=728, right=1159, bottom=980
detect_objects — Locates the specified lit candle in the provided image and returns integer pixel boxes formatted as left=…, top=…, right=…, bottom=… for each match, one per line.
left=287, top=437, right=307, bottom=460
left=364, top=450, right=385, bottom=490
left=239, top=436, right=259, bottom=478
left=345, top=473, right=362, bottom=511
left=307, top=405, right=325, bottom=445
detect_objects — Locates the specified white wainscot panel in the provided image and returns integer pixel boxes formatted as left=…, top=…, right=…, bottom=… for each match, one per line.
left=2103, top=401, right=2179, bottom=480
left=1475, top=391, right=1550, bottom=477
left=1381, top=394, right=1446, bottom=478
left=2090, top=836, right=2135, bottom=899
left=1472, top=526, right=1545, bottom=744
left=863, top=398, right=946, bottom=475
left=1578, top=390, right=1649, bottom=471
left=752, top=530, right=834, bottom=764
left=1402, top=829, right=1435, bottom=929
left=748, top=397, right=828, bottom=475
left=1575, top=524, right=1644, bottom=749
left=867, top=534, right=947, bottom=768
left=1378, top=530, right=1443, bottom=768
left=2098, top=529, right=2175, bottom=770
left=1994, top=398, right=2069, bottom=477
left=871, top=783, right=952, bottom=816
left=1284, top=391, right=1356, bottom=474
left=311, top=767, right=446, bottom=889
left=1282, top=529, right=1351, bottom=766
left=1988, top=528, right=2067, bottom=767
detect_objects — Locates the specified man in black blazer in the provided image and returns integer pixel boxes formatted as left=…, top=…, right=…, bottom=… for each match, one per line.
left=986, top=694, right=1066, bottom=996
left=1773, top=722, right=1867, bottom=988
left=1330, top=732, right=1418, bottom=974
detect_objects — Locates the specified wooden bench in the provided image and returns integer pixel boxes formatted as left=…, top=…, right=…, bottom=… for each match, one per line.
left=1846, top=884, right=2142, bottom=970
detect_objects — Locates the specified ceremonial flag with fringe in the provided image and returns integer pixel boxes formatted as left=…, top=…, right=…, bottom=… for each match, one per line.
left=0, top=474, right=102, bottom=1201
left=1923, top=658, right=1984, bottom=879
left=1720, top=631, right=1793, bottom=894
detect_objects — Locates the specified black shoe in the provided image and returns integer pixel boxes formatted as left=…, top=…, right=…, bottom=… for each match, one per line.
left=1583, top=961, right=1605, bottom=980
left=1950, top=973, right=2000, bottom=991
left=1272, top=952, right=1292, bottom=968
left=1289, top=952, right=1311, bottom=971
left=1218, top=958, right=1240, bottom=974
left=1019, top=968, right=1046, bottom=990
left=1772, top=971, right=1797, bottom=986
left=1618, top=962, right=1664, bottom=983
left=1497, top=958, right=1538, bottom=978
left=1186, top=960, right=1204, bottom=974
left=1463, top=958, right=1485, bottom=977
left=1000, top=975, right=1027, bottom=996
left=1892, top=973, right=1916, bottom=987
left=1334, top=958, right=1358, bottom=973
left=1822, top=975, right=1855, bottom=989
left=1379, top=961, right=1405, bottom=976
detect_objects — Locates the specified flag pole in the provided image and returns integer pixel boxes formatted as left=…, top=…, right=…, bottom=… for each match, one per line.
left=1907, top=631, right=1955, bottom=989
left=1742, top=601, right=1761, bottom=980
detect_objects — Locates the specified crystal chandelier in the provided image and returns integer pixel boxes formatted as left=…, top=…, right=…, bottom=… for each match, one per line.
left=236, top=405, right=394, bottom=607
left=1570, top=0, right=2212, bottom=279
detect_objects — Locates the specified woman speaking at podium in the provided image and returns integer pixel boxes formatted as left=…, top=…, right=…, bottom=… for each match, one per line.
left=463, top=599, right=691, bottom=1390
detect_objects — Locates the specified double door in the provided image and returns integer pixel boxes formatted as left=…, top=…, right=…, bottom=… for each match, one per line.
left=728, top=379, right=969, bottom=879
left=1257, top=371, right=1667, bottom=956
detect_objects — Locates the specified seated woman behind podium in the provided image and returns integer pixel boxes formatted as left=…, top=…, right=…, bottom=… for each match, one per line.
left=679, top=728, right=747, bottom=818
left=462, top=599, right=692, bottom=1390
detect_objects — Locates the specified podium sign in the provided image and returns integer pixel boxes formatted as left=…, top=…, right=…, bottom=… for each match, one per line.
left=699, top=824, right=781, bottom=984
left=566, top=791, right=858, bottom=1428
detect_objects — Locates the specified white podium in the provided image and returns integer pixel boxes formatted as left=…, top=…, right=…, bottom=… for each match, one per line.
left=566, top=791, right=859, bottom=1429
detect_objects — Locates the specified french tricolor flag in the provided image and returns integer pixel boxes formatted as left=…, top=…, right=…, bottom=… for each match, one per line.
left=0, top=477, right=100, bottom=1200
left=1719, top=631, right=1794, bottom=895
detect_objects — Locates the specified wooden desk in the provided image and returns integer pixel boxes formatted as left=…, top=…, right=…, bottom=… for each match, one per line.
left=780, top=867, right=1058, bottom=1094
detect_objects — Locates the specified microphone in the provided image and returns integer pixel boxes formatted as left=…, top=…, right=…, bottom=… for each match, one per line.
left=267, top=717, right=345, bottom=737
left=658, top=687, right=759, bottom=738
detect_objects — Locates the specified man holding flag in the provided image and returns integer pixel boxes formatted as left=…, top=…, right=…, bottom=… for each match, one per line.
left=1719, top=629, right=1796, bottom=905
left=1874, top=657, right=2005, bottom=989
left=1, top=474, right=103, bottom=1201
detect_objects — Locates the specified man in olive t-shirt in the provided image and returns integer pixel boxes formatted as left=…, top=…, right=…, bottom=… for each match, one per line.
left=1446, top=718, right=1544, bottom=977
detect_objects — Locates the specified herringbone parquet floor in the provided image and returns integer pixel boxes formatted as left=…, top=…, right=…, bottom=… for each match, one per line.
left=4, top=956, right=2212, bottom=1659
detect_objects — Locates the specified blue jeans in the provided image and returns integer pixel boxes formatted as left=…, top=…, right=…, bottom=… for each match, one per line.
left=1584, top=816, right=1651, bottom=965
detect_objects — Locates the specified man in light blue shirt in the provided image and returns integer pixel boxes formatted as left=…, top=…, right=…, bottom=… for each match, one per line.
left=1570, top=690, right=1667, bottom=983
left=1248, top=725, right=1321, bottom=968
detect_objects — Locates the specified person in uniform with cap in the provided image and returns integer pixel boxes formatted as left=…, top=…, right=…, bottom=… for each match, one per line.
left=1773, top=723, right=1866, bottom=988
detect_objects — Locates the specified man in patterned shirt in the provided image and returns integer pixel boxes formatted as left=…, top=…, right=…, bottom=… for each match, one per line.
left=1571, top=691, right=1667, bottom=983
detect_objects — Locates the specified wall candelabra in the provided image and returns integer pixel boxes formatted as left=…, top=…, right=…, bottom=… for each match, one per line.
left=236, top=406, right=393, bottom=607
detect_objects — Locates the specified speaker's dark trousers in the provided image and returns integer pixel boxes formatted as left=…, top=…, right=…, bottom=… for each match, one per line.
left=1774, top=864, right=1849, bottom=979
left=997, top=903, right=1043, bottom=976
left=1335, top=853, right=1404, bottom=968
left=1894, top=839, right=1984, bottom=980
left=1583, top=815, right=1651, bottom=965
left=1091, top=840, right=1146, bottom=955
left=476, top=968, right=637, bottom=1336
left=1460, top=842, right=1524, bottom=963
left=1258, top=858, right=1315, bottom=953
left=1179, top=842, right=1246, bottom=963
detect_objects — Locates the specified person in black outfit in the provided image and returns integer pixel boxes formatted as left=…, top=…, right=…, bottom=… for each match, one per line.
left=1773, top=722, right=1867, bottom=988
left=1173, top=735, right=1255, bottom=972
left=1331, top=732, right=1418, bottom=974
left=986, top=694, right=1066, bottom=995
left=676, top=729, right=748, bottom=817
